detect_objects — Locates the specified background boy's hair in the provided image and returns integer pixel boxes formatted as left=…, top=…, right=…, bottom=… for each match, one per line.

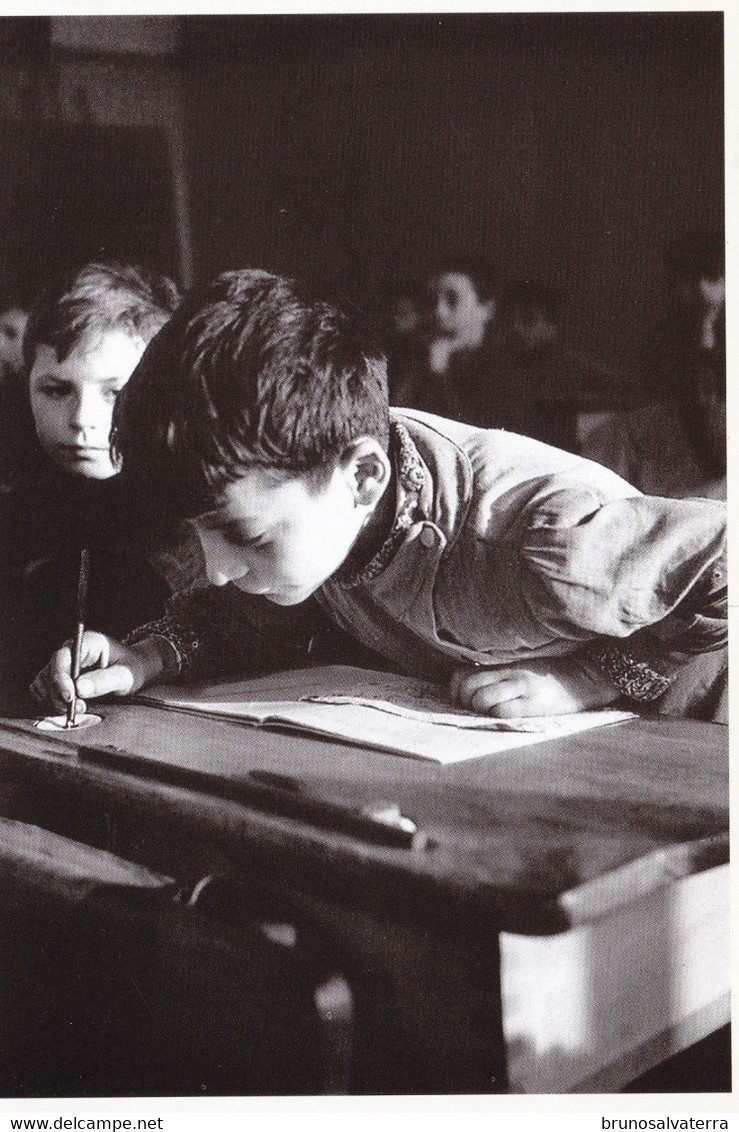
left=23, top=261, right=181, bottom=371
left=426, top=255, right=499, bottom=302
left=113, top=268, right=390, bottom=522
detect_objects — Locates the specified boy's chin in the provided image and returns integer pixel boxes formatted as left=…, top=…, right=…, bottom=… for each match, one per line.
left=263, top=585, right=321, bottom=607
left=48, top=447, right=120, bottom=480
left=79, top=466, right=120, bottom=481
left=230, top=576, right=316, bottom=606
left=53, top=458, right=120, bottom=482
left=264, top=591, right=311, bottom=606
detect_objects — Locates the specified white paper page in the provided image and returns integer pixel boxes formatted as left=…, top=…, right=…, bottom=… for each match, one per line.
left=139, top=665, right=634, bottom=764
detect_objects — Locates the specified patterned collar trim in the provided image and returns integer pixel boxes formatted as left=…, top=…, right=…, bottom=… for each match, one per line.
left=334, top=420, right=426, bottom=588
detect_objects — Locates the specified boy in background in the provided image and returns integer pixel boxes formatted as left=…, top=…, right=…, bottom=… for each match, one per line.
left=495, top=282, right=642, bottom=455
left=0, top=294, right=30, bottom=387
left=390, top=258, right=589, bottom=450
left=0, top=261, right=180, bottom=709
left=582, top=230, right=726, bottom=499
left=390, top=256, right=500, bottom=426
left=32, top=269, right=726, bottom=723
left=0, top=286, right=33, bottom=489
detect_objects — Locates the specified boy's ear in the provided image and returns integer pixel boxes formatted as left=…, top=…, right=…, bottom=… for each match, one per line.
left=339, top=437, right=391, bottom=507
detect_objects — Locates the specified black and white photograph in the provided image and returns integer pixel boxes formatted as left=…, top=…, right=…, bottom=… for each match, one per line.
left=0, top=6, right=729, bottom=1117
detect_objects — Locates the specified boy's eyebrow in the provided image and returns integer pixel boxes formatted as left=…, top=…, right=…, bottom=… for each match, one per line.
left=34, top=375, right=126, bottom=389
left=196, top=512, right=263, bottom=540
left=33, top=373, right=72, bottom=384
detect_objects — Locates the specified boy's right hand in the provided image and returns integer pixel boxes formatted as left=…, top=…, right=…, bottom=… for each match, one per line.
left=30, top=632, right=166, bottom=713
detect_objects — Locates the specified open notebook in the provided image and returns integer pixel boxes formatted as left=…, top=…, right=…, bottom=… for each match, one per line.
left=139, top=665, right=634, bottom=764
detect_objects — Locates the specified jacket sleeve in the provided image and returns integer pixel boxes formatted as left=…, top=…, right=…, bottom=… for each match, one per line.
left=124, top=585, right=320, bottom=681
left=130, top=520, right=321, bottom=680
left=519, top=492, right=726, bottom=703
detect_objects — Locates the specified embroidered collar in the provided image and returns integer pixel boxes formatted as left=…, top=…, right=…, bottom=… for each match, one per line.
left=334, top=420, right=426, bottom=588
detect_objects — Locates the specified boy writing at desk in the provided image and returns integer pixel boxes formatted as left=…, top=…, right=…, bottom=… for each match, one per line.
left=32, top=270, right=726, bottom=723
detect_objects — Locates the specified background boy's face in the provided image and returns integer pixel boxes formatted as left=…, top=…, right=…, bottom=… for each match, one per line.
left=510, top=304, right=559, bottom=352
left=424, top=271, right=495, bottom=352
left=190, top=465, right=367, bottom=606
left=0, top=306, right=29, bottom=383
left=29, top=329, right=146, bottom=480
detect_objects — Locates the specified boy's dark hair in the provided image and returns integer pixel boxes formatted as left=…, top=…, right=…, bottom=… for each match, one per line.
left=426, top=255, right=499, bottom=303
left=23, top=261, right=181, bottom=371
left=113, top=269, right=390, bottom=521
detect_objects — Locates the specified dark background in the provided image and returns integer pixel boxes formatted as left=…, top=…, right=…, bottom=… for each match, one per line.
left=0, top=12, right=724, bottom=364
left=182, top=13, right=724, bottom=363
left=0, top=121, right=179, bottom=292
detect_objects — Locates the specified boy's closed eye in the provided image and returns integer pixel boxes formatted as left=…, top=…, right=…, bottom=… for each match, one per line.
left=229, top=532, right=269, bottom=550
left=38, top=380, right=73, bottom=400
left=214, top=520, right=269, bottom=550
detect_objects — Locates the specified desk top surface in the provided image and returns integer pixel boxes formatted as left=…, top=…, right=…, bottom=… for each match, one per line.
left=0, top=699, right=728, bottom=934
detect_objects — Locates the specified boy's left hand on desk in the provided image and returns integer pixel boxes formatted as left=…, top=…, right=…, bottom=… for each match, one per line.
left=450, top=657, right=618, bottom=718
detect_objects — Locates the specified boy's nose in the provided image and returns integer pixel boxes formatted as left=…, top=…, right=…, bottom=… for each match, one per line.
left=191, top=521, right=252, bottom=588
left=205, top=553, right=250, bottom=588
left=70, top=394, right=101, bottom=432
left=208, top=566, right=247, bottom=587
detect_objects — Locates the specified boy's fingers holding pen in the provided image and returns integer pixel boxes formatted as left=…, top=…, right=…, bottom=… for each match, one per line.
left=31, top=633, right=158, bottom=708
left=72, top=630, right=115, bottom=671
left=76, top=664, right=136, bottom=699
left=29, top=673, right=64, bottom=712
left=29, top=644, right=75, bottom=711
left=29, top=631, right=115, bottom=709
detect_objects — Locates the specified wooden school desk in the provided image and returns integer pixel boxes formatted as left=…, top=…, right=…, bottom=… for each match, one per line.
left=0, top=701, right=729, bottom=1095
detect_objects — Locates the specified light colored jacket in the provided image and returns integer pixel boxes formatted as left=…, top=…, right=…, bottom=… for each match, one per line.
left=316, top=411, right=726, bottom=684
left=139, top=410, right=726, bottom=710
